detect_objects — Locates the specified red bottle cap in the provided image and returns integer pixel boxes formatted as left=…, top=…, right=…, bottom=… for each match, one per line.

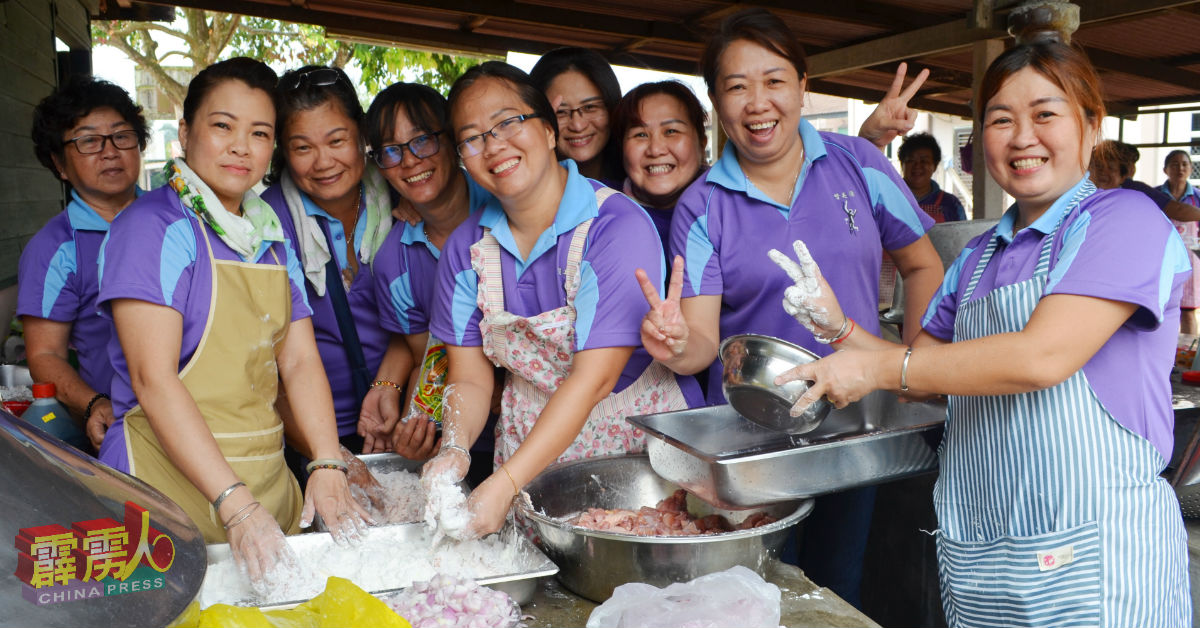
left=1182, top=371, right=1200, bottom=385
left=31, top=382, right=56, bottom=398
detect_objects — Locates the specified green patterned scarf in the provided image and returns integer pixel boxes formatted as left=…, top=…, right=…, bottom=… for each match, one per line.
left=166, top=159, right=284, bottom=260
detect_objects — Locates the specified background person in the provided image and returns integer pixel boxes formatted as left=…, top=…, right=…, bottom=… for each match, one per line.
left=530, top=47, right=625, bottom=186
left=20, top=75, right=148, bottom=451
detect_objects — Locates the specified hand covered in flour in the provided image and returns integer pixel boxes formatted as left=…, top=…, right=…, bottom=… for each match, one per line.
left=301, top=466, right=375, bottom=545
left=769, top=240, right=848, bottom=343
left=341, top=445, right=388, bottom=515
left=637, top=255, right=690, bottom=361
left=422, top=450, right=472, bottom=539
left=858, top=62, right=930, bottom=149
left=464, top=471, right=517, bottom=539
left=225, top=500, right=300, bottom=597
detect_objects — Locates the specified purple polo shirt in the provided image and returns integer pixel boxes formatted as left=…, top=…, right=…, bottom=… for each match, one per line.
left=430, top=160, right=702, bottom=404
left=372, top=171, right=490, bottom=336
left=673, top=119, right=934, bottom=403
left=1158, top=181, right=1200, bottom=207
left=16, top=190, right=142, bottom=396
left=95, top=185, right=311, bottom=471
left=922, top=177, right=1190, bottom=461
left=262, top=185, right=391, bottom=436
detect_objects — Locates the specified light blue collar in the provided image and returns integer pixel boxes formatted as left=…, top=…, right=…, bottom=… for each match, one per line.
left=300, top=190, right=365, bottom=265
left=995, top=175, right=1090, bottom=244
left=399, top=221, right=440, bottom=260
left=478, top=159, right=597, bottom=276
left=705, top=118, right=824, bottom=212
left=66, top=188, right=144, bottom=232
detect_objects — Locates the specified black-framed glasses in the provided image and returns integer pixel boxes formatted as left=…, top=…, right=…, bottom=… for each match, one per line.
left=369, top=131, right=444, bottom=168
left=456, top=114, right=540, bottom=159
left=64, top=130, right=140, bottom=155
left=555, top=102, right=606, bottom=121
left=282, top=68, right=347, bottom=91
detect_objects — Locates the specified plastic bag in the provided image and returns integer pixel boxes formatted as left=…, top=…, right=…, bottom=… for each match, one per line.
left=180, top=577, right=410, bottom=628
left=585, top=566, right=781, bottom=628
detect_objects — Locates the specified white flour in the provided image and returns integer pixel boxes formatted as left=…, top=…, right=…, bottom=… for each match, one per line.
left=199, top=525, right=540, bottom=607
left=425, top=469, right=471, bottom=540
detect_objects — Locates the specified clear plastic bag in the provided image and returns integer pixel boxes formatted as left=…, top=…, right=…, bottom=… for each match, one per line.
left=585, top=566, right=781, bottom=628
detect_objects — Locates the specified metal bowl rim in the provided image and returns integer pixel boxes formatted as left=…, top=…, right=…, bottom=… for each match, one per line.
left=718, top=333, right=821, bottom=366
left=516, top=454, right=814, bottom=544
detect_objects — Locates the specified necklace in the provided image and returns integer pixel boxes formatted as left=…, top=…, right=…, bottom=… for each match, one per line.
left=745, top=147, right=805, bottom=204
left=341, top=185, right=363, bottom=286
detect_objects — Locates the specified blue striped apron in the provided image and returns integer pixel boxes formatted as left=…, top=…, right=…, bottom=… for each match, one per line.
left=934, top=181, right=1191, bottom=628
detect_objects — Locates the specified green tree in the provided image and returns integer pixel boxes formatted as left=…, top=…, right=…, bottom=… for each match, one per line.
left=92, top=8, right=484, bottom=114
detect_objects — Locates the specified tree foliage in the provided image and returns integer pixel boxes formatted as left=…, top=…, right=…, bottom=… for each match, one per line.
left=91, top=8, right=485, bottom=114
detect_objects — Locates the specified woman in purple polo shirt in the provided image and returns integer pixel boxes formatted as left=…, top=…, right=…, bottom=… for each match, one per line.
left=420, top=61, right=702, bottom=538
left=779, top=40, right=1190, bottom=626
left=97, top=58, right=369, bottom=588
left=363, top=81, right=494, bottom=471
left=637, top=9, right=943, bottom=608
left=19, top=76, right=147, bottom=452
left=1159, top=149, right=1200, bottom=333
left=260, top=66, right=395, bottom=459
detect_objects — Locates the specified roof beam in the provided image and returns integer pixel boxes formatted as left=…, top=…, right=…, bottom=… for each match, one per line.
left=1085, top=47, right=1200, bottom=92
left=807, top=78, right=971, bottom=119
left=1076, top=0, right=1200, bottom=24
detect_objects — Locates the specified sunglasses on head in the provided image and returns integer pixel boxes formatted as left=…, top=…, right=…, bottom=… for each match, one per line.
left=283, top=68, right=348, bottom=91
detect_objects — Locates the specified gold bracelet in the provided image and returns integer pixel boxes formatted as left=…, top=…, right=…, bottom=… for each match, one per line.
left=500, top=465, right=520, bottom=498
left=372, top=380, right=402, bottom=390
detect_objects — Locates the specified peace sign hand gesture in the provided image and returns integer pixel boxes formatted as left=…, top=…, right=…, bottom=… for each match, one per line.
left=768, top=240, right=846, bottom=342
left=637, top=255, right=689, bottom=362
left=858, top=62, right=931, bottom=149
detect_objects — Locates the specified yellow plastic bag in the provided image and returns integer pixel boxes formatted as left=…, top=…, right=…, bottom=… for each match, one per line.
left=296, top=576, right=411, bottom=628
left=196, top=603, right=276, bottom=628
left=168, top=601, right=201, bottom=628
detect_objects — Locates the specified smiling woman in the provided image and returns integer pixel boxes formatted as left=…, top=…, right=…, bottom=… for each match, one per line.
left=530, top=47, right=625, bottom=185
left=96, top=57, right=372, bottom=594
left=417, top=61, right=702, bottom=540
left=259, top=66, right=397, bottom=460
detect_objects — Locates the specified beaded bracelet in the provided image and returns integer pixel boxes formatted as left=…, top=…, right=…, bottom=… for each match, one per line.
left=83, top=393, right=110, bottom=422
left=372, top=380, right=402, bottom=390
left=305, top=458, right=348, bottom=474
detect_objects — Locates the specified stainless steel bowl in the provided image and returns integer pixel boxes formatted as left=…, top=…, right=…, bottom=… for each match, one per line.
left=516, top=454, right=812, bottom=602
left=719, top=333, right=832, bottom=434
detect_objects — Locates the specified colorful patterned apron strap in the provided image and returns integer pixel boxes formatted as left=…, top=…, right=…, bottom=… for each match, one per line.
left=561, top=219, right=593, bottom=306
left=470, top=231, right=509, bottom=363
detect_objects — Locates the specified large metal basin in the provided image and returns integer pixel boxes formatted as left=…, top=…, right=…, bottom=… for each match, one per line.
left=629, top=391, right=946, bottom=509
left=516, top=454, right=812, bottom=603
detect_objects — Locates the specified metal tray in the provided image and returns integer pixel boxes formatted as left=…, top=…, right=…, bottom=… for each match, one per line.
left=629, top=390, right=946, bottom=508
left=199, top=522, right=558, bottom=608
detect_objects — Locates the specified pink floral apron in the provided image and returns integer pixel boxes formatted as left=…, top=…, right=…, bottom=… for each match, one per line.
left=469, top=188, right=689, bottom=468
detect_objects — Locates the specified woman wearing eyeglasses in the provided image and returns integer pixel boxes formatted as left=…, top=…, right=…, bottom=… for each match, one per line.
left=420, top=61, right=702, bottom=538
left=19, top=76, right=147, bottom=453
left=97, top=58, right=370, bottom=588
left=259, top=66, right=397, bottom=460
left=531, top=47, right=625, bottom=186
left=362, top=81, right=495, bottom=467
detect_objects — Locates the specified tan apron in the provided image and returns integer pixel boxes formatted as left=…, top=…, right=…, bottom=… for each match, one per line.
left=123, top=221, right=302, bottom=543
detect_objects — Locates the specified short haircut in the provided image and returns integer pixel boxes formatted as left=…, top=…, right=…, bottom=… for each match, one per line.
left=701, top=8, right=808, bottom=96
left=447, top=61, right=558, bottom=141
left=1165, top=149, right=1190, bottom=169
left=365, top=81, right=448, bottom=152
left=31, top=75, right=148, bottom=178
left=182, top=57, right=277, bottom=126
left=898, top=132, right=942, bottom=164
left=612, top=80, right=708, bottom=151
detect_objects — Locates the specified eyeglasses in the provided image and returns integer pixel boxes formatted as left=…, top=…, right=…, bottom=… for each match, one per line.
left=370, top=131, right=444, bottom=168
left=456, top=114, right=540, bottom=159
left=555, top=102, right=606, bottom=121
left=64, top=130, right=140, bottom=155
left=282, top=68, right=348, bottom=91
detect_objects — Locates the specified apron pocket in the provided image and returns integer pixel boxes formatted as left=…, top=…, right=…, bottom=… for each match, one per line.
left=936, top=521, right=1102, bottom=628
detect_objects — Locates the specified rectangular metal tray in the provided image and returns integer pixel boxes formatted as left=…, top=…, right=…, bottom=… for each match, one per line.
left=200, top=522, right=558, bottom=608
left=629, top=390, right=946, bottom=509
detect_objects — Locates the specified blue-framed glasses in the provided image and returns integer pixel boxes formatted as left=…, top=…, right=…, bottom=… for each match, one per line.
left=369, top=131, right=444, bottom=168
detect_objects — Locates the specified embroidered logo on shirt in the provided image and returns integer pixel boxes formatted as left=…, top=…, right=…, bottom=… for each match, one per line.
left=1036, top=545, right=1075, bottom=571
left=843, top=200, right=858, bottom=234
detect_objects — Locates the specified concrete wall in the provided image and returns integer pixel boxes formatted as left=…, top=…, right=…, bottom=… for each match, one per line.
left=0, top=0, right=94, bottom=291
